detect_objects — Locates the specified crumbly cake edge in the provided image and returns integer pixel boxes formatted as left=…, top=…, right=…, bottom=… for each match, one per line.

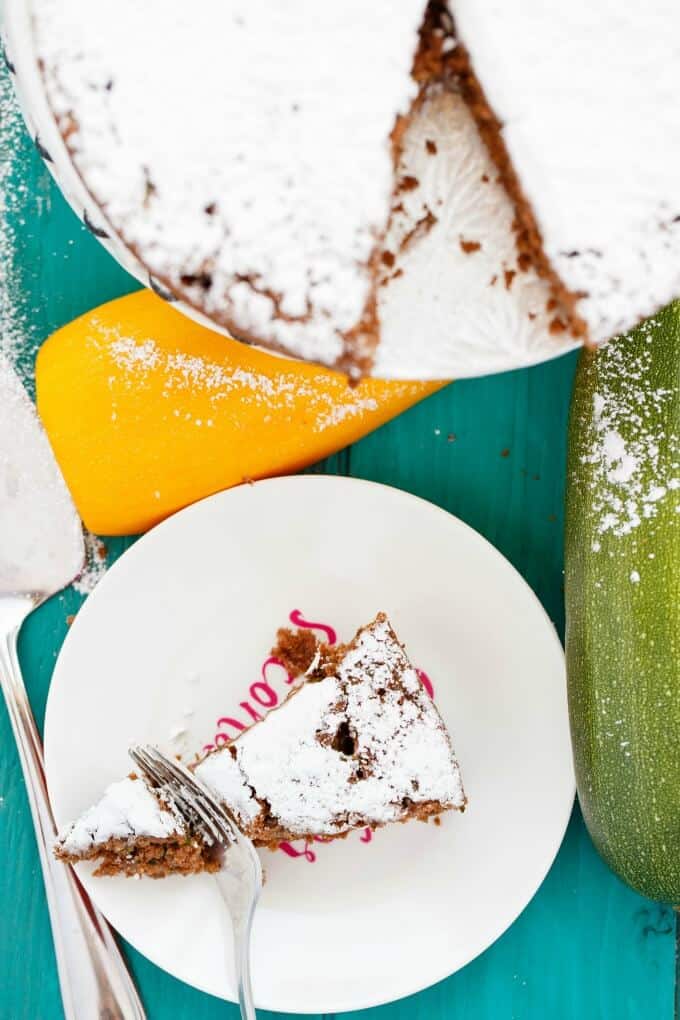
left=55, top=832, right=219, bottom=878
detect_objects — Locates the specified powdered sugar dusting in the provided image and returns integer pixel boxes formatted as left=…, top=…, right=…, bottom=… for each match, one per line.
left=454, top=1, right=680, bottom=344
left=0, top=354, right=84, bottom=594
left=97, top=324, right=400, bottom=435
left=581, top=319, right=680, bottom=539
left=57, top=776, right=185, bottom=855
left=32, top=0, right=425, bottom=368
left=197, top=614, right=465, bottom=836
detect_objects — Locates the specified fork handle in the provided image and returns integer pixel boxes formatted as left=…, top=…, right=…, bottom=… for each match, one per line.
left=0, top=605, right=146, bottom=1020
left=233, top=913, right=257, bottom=1020
left=213, top=860, right=259, bottom=1020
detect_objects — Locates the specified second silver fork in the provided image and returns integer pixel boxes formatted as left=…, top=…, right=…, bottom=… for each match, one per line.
left=129, top=746, right=263, bottom=1020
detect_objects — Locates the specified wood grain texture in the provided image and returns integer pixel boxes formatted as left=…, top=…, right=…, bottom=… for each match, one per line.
left=0, top=62, right=676, bottom=1020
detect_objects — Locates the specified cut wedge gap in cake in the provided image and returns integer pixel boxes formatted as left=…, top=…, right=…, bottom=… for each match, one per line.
left=408, top=3, right=587, bottom=342
left=55, top=613, right=466, bottom=877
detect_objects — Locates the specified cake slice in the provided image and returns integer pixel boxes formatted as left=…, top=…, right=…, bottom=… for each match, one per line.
left=55, top=614, right=465, bottom=877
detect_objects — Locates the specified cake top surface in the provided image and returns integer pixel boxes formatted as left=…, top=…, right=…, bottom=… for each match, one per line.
left=56, top=615, right=464, bottom=853
left=26, top=2, right=680, bottom=374
left=59, top=776, right=185, bottom=856
left=196, top=614, right=464, bottom=834
left=31, top=0, right=425, bottom=369
left=452, top=0, right=680, bottom=342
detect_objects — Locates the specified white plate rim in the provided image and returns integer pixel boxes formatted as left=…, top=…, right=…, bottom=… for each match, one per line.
left=44, top=476, right=575, bottom=1013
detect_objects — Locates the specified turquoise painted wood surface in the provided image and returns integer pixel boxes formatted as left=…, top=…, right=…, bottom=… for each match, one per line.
left=0, top=61, right=677, bottom=1020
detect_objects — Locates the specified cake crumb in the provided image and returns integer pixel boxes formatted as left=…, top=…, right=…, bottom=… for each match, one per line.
left=273, top=628, right=320, bottom=677
left=459, top=238, right=481, bottom=254
left=399, top=175, right=420, bottom=193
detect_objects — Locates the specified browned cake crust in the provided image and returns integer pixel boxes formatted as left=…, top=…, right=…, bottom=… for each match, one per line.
left=52, top=26, right=456, bottom=379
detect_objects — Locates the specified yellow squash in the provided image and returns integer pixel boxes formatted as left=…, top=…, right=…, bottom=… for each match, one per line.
left=37, top=291, right=444, bottom=535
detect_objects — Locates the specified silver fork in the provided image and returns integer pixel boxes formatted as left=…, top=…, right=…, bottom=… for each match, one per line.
left=128, top=746, right=263, bottom=1020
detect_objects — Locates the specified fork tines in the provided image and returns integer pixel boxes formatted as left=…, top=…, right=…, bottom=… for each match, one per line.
left=128, top=744, right=240, bottom=849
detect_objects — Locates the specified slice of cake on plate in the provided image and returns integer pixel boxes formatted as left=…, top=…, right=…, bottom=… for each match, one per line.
left=25, top=1, right=679, bottom=378
left=55, top=614, right=466, bottom=877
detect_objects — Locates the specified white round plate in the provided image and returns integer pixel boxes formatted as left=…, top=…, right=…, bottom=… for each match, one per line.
left=45, top=476, right=574, bottom=1014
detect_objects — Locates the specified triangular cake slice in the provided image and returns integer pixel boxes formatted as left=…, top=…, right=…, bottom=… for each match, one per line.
left=55, top=614, right=465, bottom=877
left=28, top=1, right=680, bottom=377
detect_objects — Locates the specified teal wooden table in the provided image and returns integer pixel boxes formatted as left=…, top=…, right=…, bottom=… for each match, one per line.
left=0, top=61, right=676, bottom=1020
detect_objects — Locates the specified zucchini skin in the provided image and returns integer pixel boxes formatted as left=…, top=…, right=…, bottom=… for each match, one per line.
left=565, top=304, right=680, bottom=903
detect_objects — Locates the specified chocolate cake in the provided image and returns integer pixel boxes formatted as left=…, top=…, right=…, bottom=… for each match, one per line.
left=55, top=614, right=466, bottom=877
left=27, top=1, right=680, bottom=377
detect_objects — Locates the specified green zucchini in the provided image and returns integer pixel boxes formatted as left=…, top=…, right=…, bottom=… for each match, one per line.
left=565, top=303, right=680, bottom=903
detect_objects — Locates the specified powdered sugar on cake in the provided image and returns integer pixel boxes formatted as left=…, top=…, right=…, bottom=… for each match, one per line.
left=0, top=68, right=35, bottom=380
left=58, top=777, right=185, bottom=856
left=55, top=615, right=465, bottom=865
left=101, top=326, right=389, bottom=434
left=32, top=0, right=424, bottom=367
left=452, top=1, right=680, bottom=343
left=25, top=1, right=680, bottom=377
left=200, top=615, right=465, bottom=835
